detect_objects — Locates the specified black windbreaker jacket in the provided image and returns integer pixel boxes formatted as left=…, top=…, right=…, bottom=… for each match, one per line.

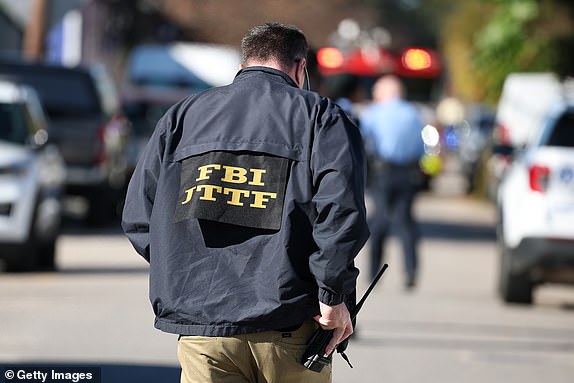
left=121, top=66, right=369, bottom=336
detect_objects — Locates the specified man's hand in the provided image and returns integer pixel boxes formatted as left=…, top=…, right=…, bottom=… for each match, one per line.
left=313, top=301, right=353, bottom=356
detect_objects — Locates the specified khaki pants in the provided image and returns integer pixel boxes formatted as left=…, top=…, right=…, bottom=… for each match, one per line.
left=178, top=321, right=331, bottom=383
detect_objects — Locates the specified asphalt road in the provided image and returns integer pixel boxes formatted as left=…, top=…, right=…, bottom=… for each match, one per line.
left=1, top=159, right=573, bottom=383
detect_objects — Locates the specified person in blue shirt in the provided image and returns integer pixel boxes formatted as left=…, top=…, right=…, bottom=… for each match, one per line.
left=360, top=75, right=425, bottom=290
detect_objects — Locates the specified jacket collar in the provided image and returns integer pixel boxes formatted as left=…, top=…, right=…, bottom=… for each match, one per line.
left=235, top=66, right=299, bottom=88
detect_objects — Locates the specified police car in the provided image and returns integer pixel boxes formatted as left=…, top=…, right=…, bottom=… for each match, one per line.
left=497, top=100, right=574, bottom=304
left=0, top=79, right=65, bottom=271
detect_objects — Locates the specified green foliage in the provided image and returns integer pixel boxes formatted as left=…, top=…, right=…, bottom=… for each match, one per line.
left=361, top=0, right=574, bottom=104
left=439, top=0, right=574, bottom=104
left=473, top=0, right=553, bottom=103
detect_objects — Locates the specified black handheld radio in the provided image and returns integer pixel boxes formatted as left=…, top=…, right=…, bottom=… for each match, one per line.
left=301, top=263, right=389, bottom=372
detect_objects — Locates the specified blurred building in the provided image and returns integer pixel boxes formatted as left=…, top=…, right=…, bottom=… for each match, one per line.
left=0, top=0, right=90, bottom=60
left=0, top=0, right=182, bottom=79
left=0, top=8, right=22, bottom=57
left=0, top=0, right=378, bottom=82
left=147, top=0, right=375, bottom=48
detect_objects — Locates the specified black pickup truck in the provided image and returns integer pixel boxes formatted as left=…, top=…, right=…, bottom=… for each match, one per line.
left=0, top=60, right=132, bottom=224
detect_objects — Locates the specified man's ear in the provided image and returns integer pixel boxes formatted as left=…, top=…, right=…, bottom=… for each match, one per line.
left=296, top=58, right=307, bottom=89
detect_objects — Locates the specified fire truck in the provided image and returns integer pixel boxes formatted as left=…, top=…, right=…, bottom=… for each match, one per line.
left=315, top=44, right=442, bottom=99
left=314, top=44, right=445, bottom=181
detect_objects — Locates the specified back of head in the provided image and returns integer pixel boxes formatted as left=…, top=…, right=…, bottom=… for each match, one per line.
left=241, top=23, right=308, bottom=71
left=372, top=75, right=404, bottom=103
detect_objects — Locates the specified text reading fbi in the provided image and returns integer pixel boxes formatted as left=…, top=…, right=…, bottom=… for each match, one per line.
left=3, top=367, right=100, bottom=383
left=182, top=164, right=277, bottom=208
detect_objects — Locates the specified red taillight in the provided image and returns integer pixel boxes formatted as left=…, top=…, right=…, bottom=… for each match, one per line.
left=317, top=47, right=344, bottom=69
left=402, top=48, right=432, bottom=71
left=496, top=122, right=511, bottom=146
left=397, top=47, right=441, bottom=78
left=529, top=164, right=550, bottom=192
left=96, top=123, right=108, bottom=165
left=96, top=114, right=128, bottom=164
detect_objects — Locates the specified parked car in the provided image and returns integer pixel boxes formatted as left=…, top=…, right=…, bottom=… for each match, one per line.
left=0, top=79, right=65, bottom=271
left=121, top=42, right=241, bottom=167
left=495, top=73, right=562, bottom=148
left=455, top=104, right=496, bottom=194
left=486, top=73, right=562, bottom=200
left=497, top=100, right=574, bottom=304
left=0, top=60, right=132, bottom=224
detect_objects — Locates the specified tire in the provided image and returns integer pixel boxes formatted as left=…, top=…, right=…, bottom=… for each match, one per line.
left=86, top=186, right=118, bottom=226
left=5, top=200, right=59, bottom=272
left=36, top=238, right=57, bottom=271
left=498, top=244, right=533, bottom=304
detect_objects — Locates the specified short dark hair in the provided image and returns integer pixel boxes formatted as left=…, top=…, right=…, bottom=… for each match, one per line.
left=241, top=23, right=308, bottom=68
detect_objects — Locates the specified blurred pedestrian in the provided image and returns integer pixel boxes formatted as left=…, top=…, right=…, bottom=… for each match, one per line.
left=360, top=75, right=425, bottom=290
left=122, top=22, right=369, bottom=383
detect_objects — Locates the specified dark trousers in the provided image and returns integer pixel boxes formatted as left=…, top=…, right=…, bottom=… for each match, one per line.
left=368, top=163, right=420, bottom=281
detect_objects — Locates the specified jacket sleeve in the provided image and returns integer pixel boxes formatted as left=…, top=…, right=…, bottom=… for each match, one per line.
left=121, top=117, right=168, bottom=262
left=309, top=102, right=370, bottom=306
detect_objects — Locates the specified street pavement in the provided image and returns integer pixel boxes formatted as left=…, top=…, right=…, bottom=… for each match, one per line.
left=334, top=158, right=574, bottom=383
left=334, top=193, right=574, bottom=383
left=0, top=156, right=573, bottom=383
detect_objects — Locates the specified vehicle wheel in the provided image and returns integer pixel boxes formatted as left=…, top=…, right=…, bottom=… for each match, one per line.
left=86, top=188, right=118, bottom=226
left=36, top=238, right=57, bottom=271
left=5, top=201, right=59, bottom=272
left=87, top=197, right=109, bottom=225
left=498, top=245, right=533, bottom=304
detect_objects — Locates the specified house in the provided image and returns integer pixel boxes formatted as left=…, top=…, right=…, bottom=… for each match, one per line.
left=0, top=1, right=24, bottom=57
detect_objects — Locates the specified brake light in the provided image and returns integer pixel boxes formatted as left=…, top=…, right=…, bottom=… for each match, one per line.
left=97, top=114, right=128, bottom=164
left=317, top=47, right=344, bottom=69
left=496, top=122, right=511, bottom=146
left=96, top=123, right=108, bottom=165
left=402, top=48, right=432, bottom=71
left=529, top=164, right=550, bottom=192
left=396, top=47, right=441, bottom=78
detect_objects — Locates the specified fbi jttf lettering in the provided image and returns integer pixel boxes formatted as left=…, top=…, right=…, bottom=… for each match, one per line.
left=181, top=163, right=277, bottom=208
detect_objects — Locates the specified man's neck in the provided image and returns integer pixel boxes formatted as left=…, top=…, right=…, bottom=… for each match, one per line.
left=244, top=60, right=299, bottom=87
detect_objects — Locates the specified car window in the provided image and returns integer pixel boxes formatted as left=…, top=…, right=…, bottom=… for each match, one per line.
left=546, top=111, right=574, bottom=148
left=128, top=46, right=212, bottom=92
left=0, top=66, right=101, bottom=117
left=25, top=71, right=100, bottom=117
left=0, top=103, right=29, bottom=145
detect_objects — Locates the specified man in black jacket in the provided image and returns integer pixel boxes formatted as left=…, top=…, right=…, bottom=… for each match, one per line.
left=122, top=22, right=369, bottom=383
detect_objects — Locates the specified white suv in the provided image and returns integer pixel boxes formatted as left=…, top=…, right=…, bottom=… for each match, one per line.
left=497, top=100, right=574, bottom=304
left=0, top=79, right=65, bottom=271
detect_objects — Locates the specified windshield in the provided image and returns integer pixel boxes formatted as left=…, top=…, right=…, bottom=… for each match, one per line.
left=0, top=65, right=101, bottom=117
left=128, top=45, right=212, bottom=92
left=0, top=102, right=29, bottom=145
